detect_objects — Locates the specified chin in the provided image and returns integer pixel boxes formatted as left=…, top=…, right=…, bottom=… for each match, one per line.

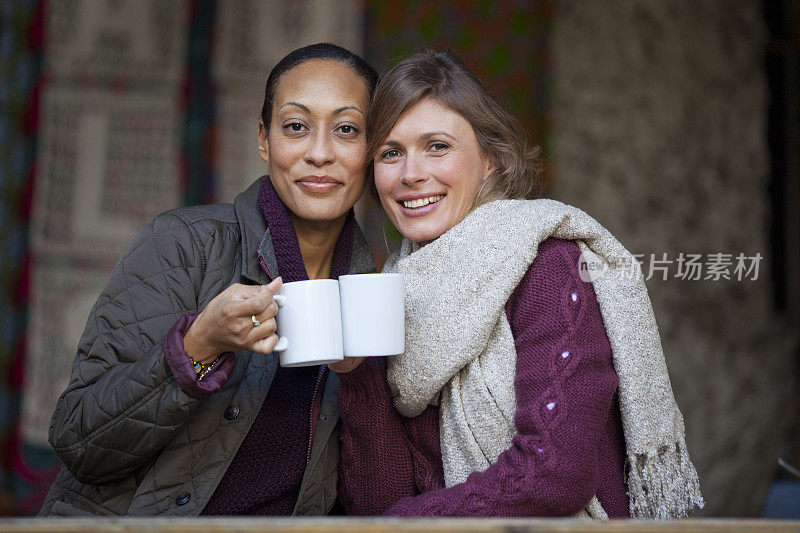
left=300, top=208, right=349, bottom=224
left=294, top=196, right=355, bottom=223
left=396, top=223, right=447, bottom=244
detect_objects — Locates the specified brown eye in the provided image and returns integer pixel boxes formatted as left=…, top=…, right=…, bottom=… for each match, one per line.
left=336, top=124, right=360, bottom=136
left=283, top=122, right=307, bottom=134
left=380, top=149, right=401, bottom=161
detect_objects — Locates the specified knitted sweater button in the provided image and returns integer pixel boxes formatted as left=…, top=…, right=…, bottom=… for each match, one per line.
left=175, top=491, right=191, bottom=506
left=224, top=405, right=240, bottom=420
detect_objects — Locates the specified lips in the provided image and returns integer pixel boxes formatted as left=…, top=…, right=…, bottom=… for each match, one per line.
left=396, top=193, right=446, bottom=217
left=296, top=175, right=342, bottom=193
left=401, top=194, right=444, bottom=209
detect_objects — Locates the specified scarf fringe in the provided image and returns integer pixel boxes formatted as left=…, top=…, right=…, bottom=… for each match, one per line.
left=575, top=496, right=610, bottom=520
left=627, top=437, right=705, bottom=519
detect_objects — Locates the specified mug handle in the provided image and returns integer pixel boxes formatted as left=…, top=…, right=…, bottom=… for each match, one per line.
left=271, top=294, right=289, bottom=352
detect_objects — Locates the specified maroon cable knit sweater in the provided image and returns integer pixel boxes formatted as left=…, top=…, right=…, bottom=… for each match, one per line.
left=337, top=238, right=631, bottom=518
left=162, top=177, right=356, bottom=515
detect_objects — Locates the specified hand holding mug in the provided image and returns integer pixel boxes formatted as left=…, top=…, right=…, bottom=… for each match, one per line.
left=184, top=277, right=283, bottom=363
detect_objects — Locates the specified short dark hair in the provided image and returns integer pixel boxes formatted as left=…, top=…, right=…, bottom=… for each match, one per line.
left=260, top=43, right=379, bottom=128
left=367, top=49, right=543, bottom=205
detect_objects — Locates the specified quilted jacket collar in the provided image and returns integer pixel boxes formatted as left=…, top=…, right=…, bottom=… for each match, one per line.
left=234, top=176, right=375, bottom=285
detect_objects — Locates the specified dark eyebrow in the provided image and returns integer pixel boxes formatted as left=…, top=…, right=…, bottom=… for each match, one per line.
left=278, top=102, right=365, bottom=118
left=380, top=132, right=459, bottom=148
left=278, top=102, right=310, bottom=113
left=333, top=106, right=365, bottom=118
left=419, top=131, right=458, bottom=142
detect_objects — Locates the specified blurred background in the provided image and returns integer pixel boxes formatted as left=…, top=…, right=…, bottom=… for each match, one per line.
left=0, top=0, right=798, bottom=518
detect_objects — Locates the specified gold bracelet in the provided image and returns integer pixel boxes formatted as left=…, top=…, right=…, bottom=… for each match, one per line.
left=190, top=356, right=220, bottom=382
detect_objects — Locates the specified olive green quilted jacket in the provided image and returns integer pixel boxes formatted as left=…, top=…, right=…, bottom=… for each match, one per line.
left=39, top=178, right=375, bottom=516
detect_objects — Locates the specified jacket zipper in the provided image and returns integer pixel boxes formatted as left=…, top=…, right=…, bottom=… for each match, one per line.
left=257, top=250, right=274, bottom=281
left=306, top=365, right=327, bottom=464
left=260, top=247, right=325, bottom=466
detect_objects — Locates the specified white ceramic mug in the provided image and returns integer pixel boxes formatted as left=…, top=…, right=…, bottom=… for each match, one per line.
left=271, top=274, right=405, bottom=367
left=339, top=273, right=405, bottom=357
left=272, top=279, right=344, bottom=368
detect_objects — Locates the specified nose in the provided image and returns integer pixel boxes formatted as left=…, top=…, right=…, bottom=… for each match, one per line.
left=304, top=130, right=334, bottom=166
left=400, top=152, right=427, bottom=187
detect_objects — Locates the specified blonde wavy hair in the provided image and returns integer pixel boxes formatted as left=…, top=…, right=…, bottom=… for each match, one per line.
left=367, top=49, right=544, bottom=208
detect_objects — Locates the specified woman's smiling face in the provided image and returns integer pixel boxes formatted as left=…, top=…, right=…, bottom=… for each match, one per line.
left=373, top=97, right=493, bottom=244
left=259, top=59, right=370, bottom=226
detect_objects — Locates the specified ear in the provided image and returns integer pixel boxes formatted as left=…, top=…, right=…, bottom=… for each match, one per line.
left=257, top=120, right=269, bottom=163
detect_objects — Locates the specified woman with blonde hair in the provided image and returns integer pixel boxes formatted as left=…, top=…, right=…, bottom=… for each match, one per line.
left=333, top=49, right=703, bottom=519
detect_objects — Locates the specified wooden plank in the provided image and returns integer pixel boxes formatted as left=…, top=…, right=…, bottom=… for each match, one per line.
left=0, top=518, right=796, bottom=533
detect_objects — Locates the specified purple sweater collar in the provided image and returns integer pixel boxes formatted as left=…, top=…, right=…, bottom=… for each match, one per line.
left=257, top=176, right=355, bottom=283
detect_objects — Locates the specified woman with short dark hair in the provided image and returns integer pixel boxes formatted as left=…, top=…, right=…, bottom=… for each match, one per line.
left=334, top=49, right=704, bottom=519
left=41, top=43, right=378, bottom=516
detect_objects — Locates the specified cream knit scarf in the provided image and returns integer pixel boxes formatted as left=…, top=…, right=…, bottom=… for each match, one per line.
left=383, top=199, right=704, bottom=519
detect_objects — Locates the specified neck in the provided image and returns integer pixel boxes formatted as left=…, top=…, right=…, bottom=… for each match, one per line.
left=290, top=212, right=348, bottom=280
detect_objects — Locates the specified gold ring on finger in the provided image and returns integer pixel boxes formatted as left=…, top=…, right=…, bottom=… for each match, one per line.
left=251, top=315, right=261, bottom=327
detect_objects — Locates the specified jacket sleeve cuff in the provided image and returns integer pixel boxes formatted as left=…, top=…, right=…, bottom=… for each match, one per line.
left=163, top=313, right=235, bottom=399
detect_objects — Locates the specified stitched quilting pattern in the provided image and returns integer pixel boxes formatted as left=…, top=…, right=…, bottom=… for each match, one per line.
left=48, top=207, right=245, bottom=505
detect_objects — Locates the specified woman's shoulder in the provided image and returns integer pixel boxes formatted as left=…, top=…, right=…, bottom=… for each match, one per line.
left=139, top=203, right=241, bottom=249
left=119, top=203, right=242, bottom=275
left=535, top=237, right=582, bottom=264
left=526, top=237, right=584, bottom=286
left=506, top=238, right=586, bottom=324
left=153, top=202, right=239, bottom=231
